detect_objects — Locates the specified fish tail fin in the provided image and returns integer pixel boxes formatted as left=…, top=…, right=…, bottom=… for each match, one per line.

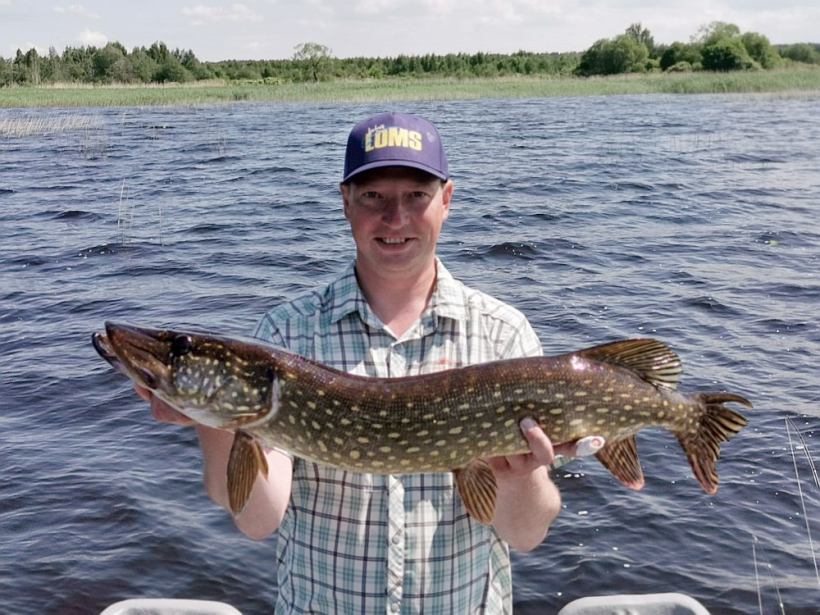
left=677, top=393, right=751, bottom=494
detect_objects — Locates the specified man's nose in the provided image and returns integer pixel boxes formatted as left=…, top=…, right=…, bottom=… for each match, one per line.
left=381, top=199, right=409, bottom=226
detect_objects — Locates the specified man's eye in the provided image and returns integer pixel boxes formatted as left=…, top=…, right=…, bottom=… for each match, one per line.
left=362, top=191, right=380, bottom=199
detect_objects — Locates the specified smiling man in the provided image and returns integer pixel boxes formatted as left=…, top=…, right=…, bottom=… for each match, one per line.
left=141, top=112, right=592, bottom=614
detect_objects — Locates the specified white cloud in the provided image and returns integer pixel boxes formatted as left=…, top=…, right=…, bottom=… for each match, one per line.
left=417, top=0, right=459, bottom=16
left=53, top=4, right=100, bottom=18
left=348, top=0, right=560, bottom=22
left=352, top=0, right=403, bottom=16
left=77, top=29, right=108, bottom=46
left=181, top=3, right=261, bottom=25
left=480, top=0, right=525, bottom=24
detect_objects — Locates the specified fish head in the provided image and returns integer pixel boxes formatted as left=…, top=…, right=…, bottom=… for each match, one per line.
left=98, top=322, right=278, bottom=429
left=92, top=331, right=127, bottom=376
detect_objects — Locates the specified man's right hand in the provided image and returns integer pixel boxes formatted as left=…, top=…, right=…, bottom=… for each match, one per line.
left=135, top=385, right=196, bottom=426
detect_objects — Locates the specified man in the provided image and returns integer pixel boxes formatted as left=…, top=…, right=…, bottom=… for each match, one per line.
left=140, top=112, right=600, bottom=613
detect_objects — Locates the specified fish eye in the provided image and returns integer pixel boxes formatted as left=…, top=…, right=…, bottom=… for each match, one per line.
left=171, top=335, right=193, bottom=356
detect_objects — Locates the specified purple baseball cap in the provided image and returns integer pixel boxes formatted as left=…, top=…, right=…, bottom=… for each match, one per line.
left=342, top=112, right=449, bottom=184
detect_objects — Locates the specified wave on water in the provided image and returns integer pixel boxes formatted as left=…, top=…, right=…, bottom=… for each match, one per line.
left=668, top=270, right=710, bottom=287
left=682, top=294, right=744, bottom=317
left=188, top=222, right=229, bottom=234
left=753, top=317, right=814, bottom=335
left=246, top=166, right=297, bottom=176
left=25, top=184, right=82, bottom=193
left=6, top=255, right=49, bottom=267
left=3, top=97, right=820, bottom=615
left=527, top=211, right=566, bottom=222
left=173, top=157, right=242, bottom=171
left=51, top=210, right=105, bottom=223
left=100, top=261, right=203, bottom=278
left=139, top=124, right=174, bottom=131
left=608, top=181, right=656, bottom=192
left=760, top=281, right=820, bottom=301
left=77, top=243, right=147, bottom=259
left=199, top=155, right=243, bottom=165
left=470, top=242, right=542, bottom=261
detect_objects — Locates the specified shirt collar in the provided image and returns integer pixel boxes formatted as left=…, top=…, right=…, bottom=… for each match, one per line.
left=328, top=258, right=468, bottom=329
left=427, top=259, right=469, bottom=323
left=327, top=260, right=371, bottom=325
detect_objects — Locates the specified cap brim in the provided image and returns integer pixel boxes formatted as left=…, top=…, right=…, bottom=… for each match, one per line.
left=342, top=159, right=449, bottom=184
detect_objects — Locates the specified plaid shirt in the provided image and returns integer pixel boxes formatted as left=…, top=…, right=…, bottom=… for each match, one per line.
left=253, top=259, right=542, bottom=615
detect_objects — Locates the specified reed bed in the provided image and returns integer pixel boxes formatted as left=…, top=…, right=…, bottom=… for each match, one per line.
left=1, top=68, right=818, bottom=109
left=0, top=113, right=106, bottom=137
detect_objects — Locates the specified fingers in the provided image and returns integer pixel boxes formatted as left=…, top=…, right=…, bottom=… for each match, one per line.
left=554, top=435, right=606, bottom=458
left=487, top=420, right=605, bottom=476
left=519, top=419, right=606, bottom=473
left=513, top=418, right=556, bottom=469
left=575, top=435, right=606, bottom=456
left=134, top=384, right=195, bottom=426
left=135, top=384, right=152, bottom=402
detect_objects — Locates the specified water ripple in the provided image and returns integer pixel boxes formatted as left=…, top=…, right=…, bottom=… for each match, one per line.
left=2, top=96, right=819, bottom=614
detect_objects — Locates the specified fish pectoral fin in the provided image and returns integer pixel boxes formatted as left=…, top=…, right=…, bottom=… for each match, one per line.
left=595, top=435, right=645, bottom=490
left=678, top=392, right=750, bottom=494
left=227, top=430, right=269, bottom=515
left=576, top=339, right=682, bottom=390
left=453, top=460, right=498, bottom=525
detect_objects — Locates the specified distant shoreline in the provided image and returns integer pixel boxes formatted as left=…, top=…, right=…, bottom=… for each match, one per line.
left=1, top=68, right=818, bottom=109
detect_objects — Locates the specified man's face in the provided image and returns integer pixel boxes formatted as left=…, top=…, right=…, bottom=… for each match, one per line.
left=341, top=167, right=453, bottom=278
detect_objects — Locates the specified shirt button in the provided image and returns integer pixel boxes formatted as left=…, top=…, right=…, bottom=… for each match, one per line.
left=391, top=602, right=400, bottom=612
left=391, top=534, right=401, bottom=545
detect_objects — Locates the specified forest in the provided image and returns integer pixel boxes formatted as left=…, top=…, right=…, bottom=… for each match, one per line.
left=1, top=22, right=818, bottom=87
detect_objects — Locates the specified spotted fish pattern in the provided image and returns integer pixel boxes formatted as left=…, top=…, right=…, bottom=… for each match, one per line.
left=93, top=322, right=751, bottom=524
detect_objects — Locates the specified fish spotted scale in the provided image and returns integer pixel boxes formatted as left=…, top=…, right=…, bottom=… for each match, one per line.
left=94, top=323, right=751, bottom=526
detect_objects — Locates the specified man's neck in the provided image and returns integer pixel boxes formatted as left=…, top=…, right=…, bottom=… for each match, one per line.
left=355, top=259, right=438, bottom=339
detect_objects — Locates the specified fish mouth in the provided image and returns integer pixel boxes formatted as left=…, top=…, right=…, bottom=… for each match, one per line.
left=102, top=322, right=173, bottom=391
left=92, top=332, right=128, bottom=376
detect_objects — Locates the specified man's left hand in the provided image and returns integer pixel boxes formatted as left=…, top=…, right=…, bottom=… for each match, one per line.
left=487, top=418, right=605, bottom=478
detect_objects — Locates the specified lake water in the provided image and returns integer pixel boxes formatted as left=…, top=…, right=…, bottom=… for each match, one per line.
left=1, top=94, right=819, bottom=614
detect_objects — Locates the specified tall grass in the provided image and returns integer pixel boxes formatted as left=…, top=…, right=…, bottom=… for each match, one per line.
left=0, top=113, right=105, bottom=136
left=115, top=178, right=164, bottom=247
left=1, top=68, right=818, bottom=109
left=117, top=179, right=135, bottom=247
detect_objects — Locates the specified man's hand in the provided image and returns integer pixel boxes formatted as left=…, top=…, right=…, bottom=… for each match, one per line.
left=487, top=419, right=605, bottom=551
left=134, top=385, right=196, bottom=426
left=487, top=418, right=604, bottom=478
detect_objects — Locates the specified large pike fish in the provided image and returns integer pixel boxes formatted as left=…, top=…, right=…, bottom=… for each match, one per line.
left=93, top=322, right=750, bottom=525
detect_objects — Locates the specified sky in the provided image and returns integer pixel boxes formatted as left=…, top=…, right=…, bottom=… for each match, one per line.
left=2, top=0, right=818, bottom=62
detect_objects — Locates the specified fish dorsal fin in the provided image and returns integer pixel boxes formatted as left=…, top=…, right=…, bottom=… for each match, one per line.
left=227, top=430, right=270, bottom=515
left=595, top=435, right=645, bottom=490
left=576, top=339, right=682, bottom=390
left=453, top=460, right=498, bottom=525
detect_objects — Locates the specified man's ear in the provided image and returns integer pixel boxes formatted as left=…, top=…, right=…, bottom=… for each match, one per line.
left=340, top=183, right=351, bottom=220
left=442, top=180, right=454, bottom=215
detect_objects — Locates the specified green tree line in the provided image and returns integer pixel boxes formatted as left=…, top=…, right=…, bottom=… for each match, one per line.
left=1, top=25, right=818, bottom=87
left=576, top=21, right=820, bottom=76
left=0, top=41, right=580, bottom=87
